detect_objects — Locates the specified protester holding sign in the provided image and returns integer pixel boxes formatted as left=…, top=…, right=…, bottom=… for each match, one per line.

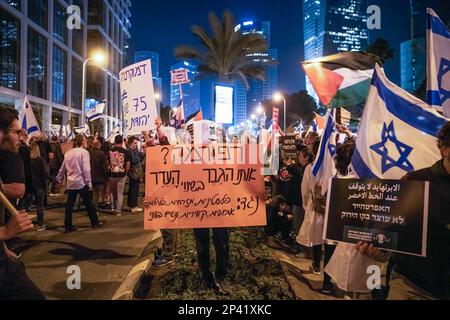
left=393, top=121, right=450, bottom=299
left=297, top=140, right=323, bottom=274
left=323, top=140, right=389, bottom=297
left=143, top=117, right=180, bottom=269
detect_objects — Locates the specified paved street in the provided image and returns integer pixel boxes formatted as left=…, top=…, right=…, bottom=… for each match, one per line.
left=12, top=194, right=157, bottom=300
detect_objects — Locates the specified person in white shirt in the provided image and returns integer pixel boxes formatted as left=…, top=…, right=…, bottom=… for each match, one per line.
left=56, top=135, right=102, bottom=233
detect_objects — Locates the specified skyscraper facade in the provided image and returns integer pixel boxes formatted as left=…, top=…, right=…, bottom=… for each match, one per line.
left=303, top=0, right=368, bottom=100
left=170, top=61, right=201, bottom=119
left=0, top=0, right=132, bottom=135
left=134, top=50, right=163, bottom=101
left=234, top=20, right=278, bottom=125
left=399, top=0, right=446, bottom=94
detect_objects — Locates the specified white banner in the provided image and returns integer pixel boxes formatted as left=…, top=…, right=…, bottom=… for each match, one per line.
left=120, top=60, right=158, bottom=135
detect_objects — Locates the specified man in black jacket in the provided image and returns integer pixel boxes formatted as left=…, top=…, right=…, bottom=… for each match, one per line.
left=390, top=121, right=450, bottom=299
left=0, top=107, right=45, bottom=300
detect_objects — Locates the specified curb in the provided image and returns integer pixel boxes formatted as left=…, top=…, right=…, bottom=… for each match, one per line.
left=112, top=231, right=162, bottom=300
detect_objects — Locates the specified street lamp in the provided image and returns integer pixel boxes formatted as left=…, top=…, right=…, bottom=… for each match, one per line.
left=256, top=106, right=264, bottom=115
left=81, top=51, right=106, bottom=126
left=273, top=92, right=286, bottom=132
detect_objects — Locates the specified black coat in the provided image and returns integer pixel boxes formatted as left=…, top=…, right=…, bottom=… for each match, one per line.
left=30, top=157, right=51, bottom=191
left=397, top=160, right=450, bottom=298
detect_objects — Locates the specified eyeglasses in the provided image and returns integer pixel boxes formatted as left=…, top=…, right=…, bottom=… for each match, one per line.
left=7, top=129, right=22, bottom=137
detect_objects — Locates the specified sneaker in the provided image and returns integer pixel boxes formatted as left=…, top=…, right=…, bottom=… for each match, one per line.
left=36, top=224, right=47, bottom=232
left=131, top=207, right=143, bottom=213
left=320, top=283, right=335, bottom=295
left=311, top=264, right=321, bottom=275
left=114, top=210, right=122, bottom=217
left=215, top=278, right=233, bottom=295
left=152, top=257, right=175, bottom=268
left=91, top=222, right=103, bottom=229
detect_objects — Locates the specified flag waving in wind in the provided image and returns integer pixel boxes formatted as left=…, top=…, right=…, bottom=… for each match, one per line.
left=311, top=109, right=337, bottom=195
left=170, top=99, right=185, bottom=129
left=20, top=96, right=41, bottom=138
left=86, top=101, right=106, bottom=122
left=427, top=8, right=450, bottom=117
left=303, top=52, right=383, bottom=109
left=352, top=64, right=448, bottom=180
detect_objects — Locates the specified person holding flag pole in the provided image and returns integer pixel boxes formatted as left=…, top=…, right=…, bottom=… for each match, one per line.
left=0, top=107, right=45, bottom=300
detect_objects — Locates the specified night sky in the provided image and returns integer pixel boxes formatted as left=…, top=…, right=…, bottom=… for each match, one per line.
left=129, top=0, right=448, bottom=106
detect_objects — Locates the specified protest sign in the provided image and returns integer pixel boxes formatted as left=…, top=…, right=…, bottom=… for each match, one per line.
left=144, top=144, right=266, bottom=230
left=120, top=60, right=158, bottom=136
left=324, top=178, right=429, bottom=257
left=279, top=136, right=297, bottom=162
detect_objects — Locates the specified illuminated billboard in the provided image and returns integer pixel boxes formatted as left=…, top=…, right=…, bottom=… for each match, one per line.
left=214, top=84, right=234, bottom=124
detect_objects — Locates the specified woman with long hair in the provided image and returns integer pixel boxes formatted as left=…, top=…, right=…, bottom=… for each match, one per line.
left=30, top=142, right=52, bottom=231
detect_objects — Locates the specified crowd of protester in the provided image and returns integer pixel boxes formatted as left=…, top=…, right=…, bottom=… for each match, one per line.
left=0, top=105, right=448, bottom=300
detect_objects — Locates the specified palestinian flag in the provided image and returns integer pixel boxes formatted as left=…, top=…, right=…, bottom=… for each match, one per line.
left=186, top=110, right=203, bottom=127
left=302, top=52, right=383, bottom=108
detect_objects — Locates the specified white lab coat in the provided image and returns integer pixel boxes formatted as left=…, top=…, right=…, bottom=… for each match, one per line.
left=324, top=172, right=383, bottom=293
left=297, top=164, right=324, bottom=247
left=324, top=243, right=382, bottom=293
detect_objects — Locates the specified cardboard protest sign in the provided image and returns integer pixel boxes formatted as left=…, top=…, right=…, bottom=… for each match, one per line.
left=120, top=60, right=158, bottom=136
left=144, top=144, right=266, bottom=230
left=324, top=179, right=429, bottom=257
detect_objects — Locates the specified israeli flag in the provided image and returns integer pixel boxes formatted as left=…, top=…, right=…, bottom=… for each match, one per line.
left=20, top=96, right=41, bottom=138
left=311, top=109, right=337, bottom=195
left=86, top=101, right=106, bottom=122
left=427, top=8, right=450, bottom=118
left=64, top=122, right=73, bottom=140
left=352, top=65, right=449, bottom=180
left=74, top=124, right=91, bottom=136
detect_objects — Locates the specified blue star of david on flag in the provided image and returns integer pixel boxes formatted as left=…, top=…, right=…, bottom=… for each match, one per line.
left=370, top=121, right=414, bottom=174
left=438, top=58, right=450, bottom=104
left=328, top=143, right=336, bottom=157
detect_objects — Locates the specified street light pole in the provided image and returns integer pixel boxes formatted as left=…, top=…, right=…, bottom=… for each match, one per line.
left=81, top=53, right=106, bottom=127
left=282, top=97, right=287, bottom=133
left=81, top=57, right=93, bottom=127
left=273, top=93, right=287, bottom=133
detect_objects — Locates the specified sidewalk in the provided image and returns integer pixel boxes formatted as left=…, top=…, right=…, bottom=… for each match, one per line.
left=267, top=238, right=428, bottom=300
left=15, top=194, right=159, bottom=300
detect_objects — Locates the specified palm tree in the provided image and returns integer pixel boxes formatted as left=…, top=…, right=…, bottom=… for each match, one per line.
left=366, top=38, right=395, bottom=62
left=174, top=10, right=273, bottom=89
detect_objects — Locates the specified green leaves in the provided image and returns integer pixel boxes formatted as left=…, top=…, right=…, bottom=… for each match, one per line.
left=174, top=10, right=272, bottom=89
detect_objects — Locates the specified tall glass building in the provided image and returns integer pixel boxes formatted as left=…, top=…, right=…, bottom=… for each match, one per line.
left=0, top=0, right=132, bottom=135
left=303, top=0, right=368, bottom=101
left=400, top=0, right=444, bottom=94
left=234, top=20, right=278, bottom=125
left=170, top=61, right=201, bottom=119
left=134, top=51, right=163, bottom=102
